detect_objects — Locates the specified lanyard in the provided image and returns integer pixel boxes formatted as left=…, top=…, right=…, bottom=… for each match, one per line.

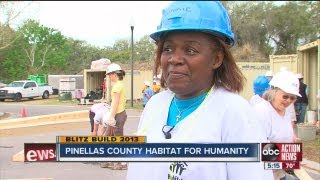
left=140, top=86, right=214, bottom=139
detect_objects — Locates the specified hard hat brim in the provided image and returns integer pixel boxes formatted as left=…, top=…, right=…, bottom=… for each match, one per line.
left=150, top=29, right=235, bottom=47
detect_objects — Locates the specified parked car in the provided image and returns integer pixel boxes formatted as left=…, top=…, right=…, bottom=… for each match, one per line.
left=0, top=81, right=7, bottom=88
left=0, top=80, right=53, bottom=102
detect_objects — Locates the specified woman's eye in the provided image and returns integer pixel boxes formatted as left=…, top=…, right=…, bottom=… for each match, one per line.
left=186, top=48, right=197, bottom=55
left=163, top=47, right=172, bottom=52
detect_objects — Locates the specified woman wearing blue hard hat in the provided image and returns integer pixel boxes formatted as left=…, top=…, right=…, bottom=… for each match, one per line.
left=127, top=1, right=272, bottom=180
left=250, top=75, right=270, bottom=106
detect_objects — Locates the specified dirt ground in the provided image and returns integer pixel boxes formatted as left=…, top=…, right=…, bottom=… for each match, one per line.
left=301, top=134, right=320, bottom=163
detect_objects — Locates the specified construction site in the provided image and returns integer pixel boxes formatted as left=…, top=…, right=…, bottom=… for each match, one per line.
left=0, top=1, right=319, bottom=179
left=0, top=39, right=319, bottom=180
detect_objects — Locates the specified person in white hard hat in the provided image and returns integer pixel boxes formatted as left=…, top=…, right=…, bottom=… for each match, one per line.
left=152, top=80, right=161, bottom=94
left=294, top=73, right=308, bottom=124
left=142, top=80, right=154, bottom=107
left=101, top=63, right=128, bottom=170
left=254, top=70, right=300, bottom=179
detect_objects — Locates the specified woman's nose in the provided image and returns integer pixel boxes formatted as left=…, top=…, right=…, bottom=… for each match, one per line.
left=168, top=50, right=184, bottom=65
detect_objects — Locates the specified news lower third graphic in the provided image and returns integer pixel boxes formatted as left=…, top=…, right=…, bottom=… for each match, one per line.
left=24, top=143, right=56, bottom=162
left=261, top=143, right=302, bottom=170
left=24, top=136, right=260, bottom=162
left=57, top=136, right=146, bottom=143
left=24, top=139, right=303, bottom=171
left=57, top=143, right=259, bottom=162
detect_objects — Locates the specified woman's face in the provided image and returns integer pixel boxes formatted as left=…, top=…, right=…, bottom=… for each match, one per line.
left=273, top=89, right=297, bottom=112
left=160, top=31, right=223, bottom=99
left=108, top=73, right=117, bottom=82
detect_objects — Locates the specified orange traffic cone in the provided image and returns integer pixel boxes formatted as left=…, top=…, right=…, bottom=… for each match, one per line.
left=21, top=107, right=27, bottom=118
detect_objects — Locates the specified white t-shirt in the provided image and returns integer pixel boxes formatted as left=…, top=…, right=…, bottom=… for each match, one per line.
left=249, top=94, right=264, bottom=106
left=90, top=103, right=108, bottom=112
left=93, top=107, right=109, bottom=126
left=253, top=100, right=294, bottom=143
left=127, top=87, right=273, bottom=180
left=287, top=103, right=296, bottom=122
left=91, top=103, right=110, bottom=125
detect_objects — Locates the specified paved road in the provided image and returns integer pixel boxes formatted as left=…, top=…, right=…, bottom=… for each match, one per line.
left=0, top=111, right=140, bottom=180
left=0, top=102, right=91, bottom=119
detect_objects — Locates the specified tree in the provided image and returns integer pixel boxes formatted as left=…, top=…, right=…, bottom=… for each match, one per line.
left=0, top=1, right=33, bottom=51
left=1, top=37, right=30, bottom=82
left=1, top=20, right=70, bottom=81
left=134, top=35, right=155, bottom=61
left=265, top=1, right=319, bottom=54
left=66, top=38, right=104, bottom=74
left=230, top=2, right=273, bottom=58
left=18, top=19, right=70, bottom=74
left=107, top=39, right=130, bottom=63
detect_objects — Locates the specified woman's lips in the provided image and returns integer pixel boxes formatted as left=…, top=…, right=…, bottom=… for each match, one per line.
left=168, top=71, right=187, bottom=79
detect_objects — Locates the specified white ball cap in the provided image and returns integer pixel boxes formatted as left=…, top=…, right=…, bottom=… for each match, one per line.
left=144, top=81, right=150, bottom=86
left=270, top=71, right=301, bottom=97
left=106, top=63, right=122, bottom=74
left=265, top=70, right=273, bottom=77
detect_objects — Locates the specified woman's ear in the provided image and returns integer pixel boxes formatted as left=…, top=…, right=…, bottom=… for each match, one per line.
left=212, top=51, right=224, bottom=70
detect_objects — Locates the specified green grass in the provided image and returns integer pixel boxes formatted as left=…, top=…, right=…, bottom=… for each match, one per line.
left=126, top=100, right=144, bottom=110
left=18, top=95, right=80, bottom=106
left=18, top=95, right=144, bottom=110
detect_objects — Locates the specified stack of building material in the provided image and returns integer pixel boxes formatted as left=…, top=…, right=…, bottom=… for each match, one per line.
left=90, top=58, right=111, bottom=70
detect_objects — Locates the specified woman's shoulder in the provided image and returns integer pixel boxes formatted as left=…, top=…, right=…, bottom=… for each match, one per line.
left=252, top=99, right=272, bottom=114
left=113, top=81, right=124, bottom=87
left=213, top=87, right=250, bottom=106
left=149, top=89, right=172, bottom=102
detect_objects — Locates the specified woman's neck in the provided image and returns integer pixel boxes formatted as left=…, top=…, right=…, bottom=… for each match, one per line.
left=175, top=86, right=212, bottom=100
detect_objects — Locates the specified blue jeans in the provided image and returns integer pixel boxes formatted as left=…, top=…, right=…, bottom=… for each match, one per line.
left=294, top=103, right=307, bottom=124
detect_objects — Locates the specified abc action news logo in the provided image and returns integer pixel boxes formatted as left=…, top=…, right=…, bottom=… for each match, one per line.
left=24, top=143, right=56, bottom=162
left=261, top=143, right=302, bottom=162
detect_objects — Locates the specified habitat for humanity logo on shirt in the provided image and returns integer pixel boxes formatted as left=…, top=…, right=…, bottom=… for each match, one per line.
left=168, top=162, right=189, bottom=180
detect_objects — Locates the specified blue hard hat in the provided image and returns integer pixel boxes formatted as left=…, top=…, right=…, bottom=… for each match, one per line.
left=150, top=1, right=236, bottom=47
left=253, top=75, right=270, bottom=96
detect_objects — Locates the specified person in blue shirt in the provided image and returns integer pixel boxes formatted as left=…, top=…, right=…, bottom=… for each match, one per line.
left=142, top=81, right=154, bottom=107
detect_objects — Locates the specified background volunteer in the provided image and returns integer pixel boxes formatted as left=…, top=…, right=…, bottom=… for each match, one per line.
left=255, top=70, right=300, bottom=143
left=89, top=102, right=110, bottom=136
left=142, top=81, right=154, bottom=107
left=101, top=63, right=128, bottom=170
left=249, top=75, right=270, bottom=106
